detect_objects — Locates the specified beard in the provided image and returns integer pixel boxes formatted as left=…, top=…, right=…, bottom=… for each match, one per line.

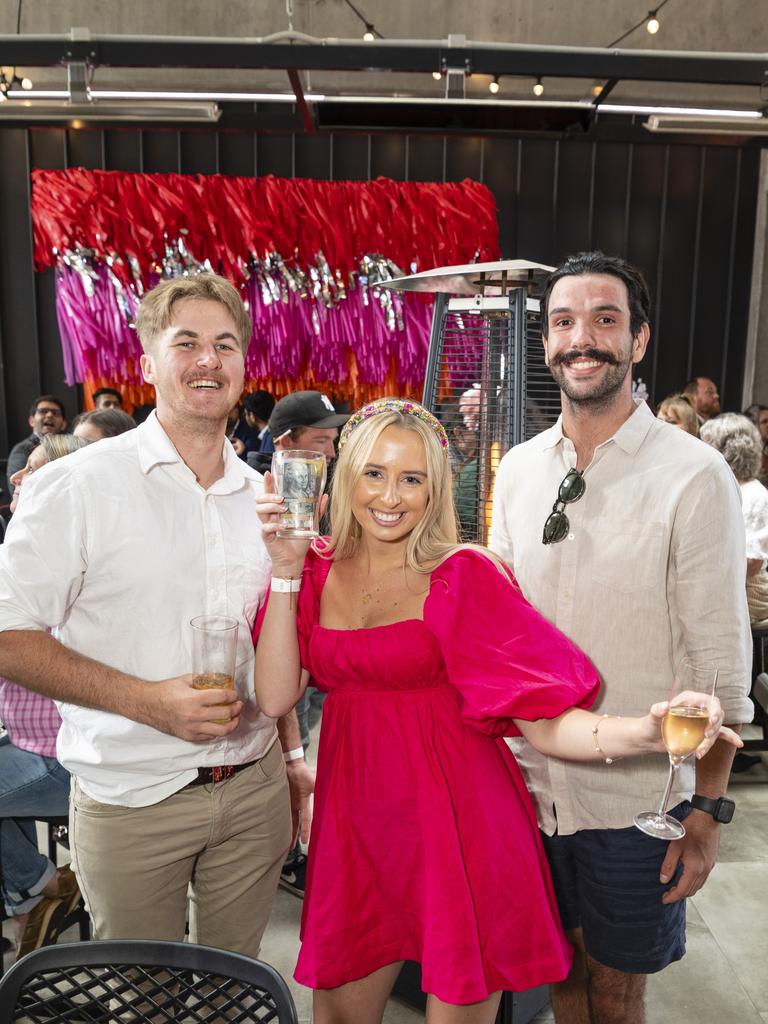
left=549, top=345, right=633, bottom=412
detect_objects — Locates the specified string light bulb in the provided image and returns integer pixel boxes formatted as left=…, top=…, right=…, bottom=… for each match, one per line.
left=533, top=77, right=544, bottom=97
left=432, top=70, right=442, bottom=81
left=21, top=76, right=33, bottom=90
left=362, top=24, right=375, bottom=41
left=592, top=82, right=603, bottom=97
left=646, top=10, right=660, bottom=33
left=489, top=76, right=500, bottom=95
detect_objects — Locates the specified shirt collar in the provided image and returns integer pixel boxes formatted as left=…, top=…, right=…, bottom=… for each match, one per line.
left=535, top=401, right=655, bottom=456
left=137, top=411, right=260, bottom=494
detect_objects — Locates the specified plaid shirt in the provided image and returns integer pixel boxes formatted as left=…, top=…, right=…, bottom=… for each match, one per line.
left=0, top=678, right=61, bottom=758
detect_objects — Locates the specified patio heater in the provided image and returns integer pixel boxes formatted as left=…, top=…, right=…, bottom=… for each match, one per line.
left=382, top=260, right=558, bottom=544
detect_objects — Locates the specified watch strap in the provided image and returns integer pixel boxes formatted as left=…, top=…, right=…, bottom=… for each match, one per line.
left=690, top=795, right=719, bottom=816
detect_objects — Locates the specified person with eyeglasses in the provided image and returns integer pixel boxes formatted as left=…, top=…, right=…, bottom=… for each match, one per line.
left=490, top=251, right=752, bottom=1024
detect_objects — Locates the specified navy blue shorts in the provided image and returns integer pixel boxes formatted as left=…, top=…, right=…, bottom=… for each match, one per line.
left=540, top=802, right=691, bottom=975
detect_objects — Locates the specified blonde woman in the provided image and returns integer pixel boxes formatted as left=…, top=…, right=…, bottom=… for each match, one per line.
left=657, top=394, right=699, bottom=437
left=254, top=398, right=737, bottom=1024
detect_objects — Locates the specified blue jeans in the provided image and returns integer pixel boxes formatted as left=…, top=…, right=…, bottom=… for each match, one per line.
left=0, top=735, right=71, bottom=915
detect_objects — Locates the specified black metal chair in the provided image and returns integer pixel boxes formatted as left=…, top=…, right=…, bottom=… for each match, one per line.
left=0, top=939, right=299, bottom=1023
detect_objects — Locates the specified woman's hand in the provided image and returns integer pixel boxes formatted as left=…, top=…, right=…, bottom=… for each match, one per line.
left=643, top=692, right=743, bottom=758
left=256, top=470, right=326, bottom=577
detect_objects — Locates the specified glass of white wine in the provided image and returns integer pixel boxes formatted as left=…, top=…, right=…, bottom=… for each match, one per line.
left=634, top=658, right=717, bottom=841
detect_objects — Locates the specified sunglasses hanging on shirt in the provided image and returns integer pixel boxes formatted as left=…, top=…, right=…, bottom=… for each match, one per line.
left=542, top=468, right=586, bottom=545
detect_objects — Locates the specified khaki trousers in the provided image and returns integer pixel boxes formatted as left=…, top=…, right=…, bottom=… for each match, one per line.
left=70, top=740, right=292, bottom=956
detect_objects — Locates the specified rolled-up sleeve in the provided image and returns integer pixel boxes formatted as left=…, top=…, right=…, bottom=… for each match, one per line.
left=670, top=457, right=753, bottom=724
left=0, top=462, right=88, bottom=633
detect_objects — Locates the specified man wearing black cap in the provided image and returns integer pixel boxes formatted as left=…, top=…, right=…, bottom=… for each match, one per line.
left=267, top=391, right=348, bottom=899
left=269, top=391, right=349, bottom=464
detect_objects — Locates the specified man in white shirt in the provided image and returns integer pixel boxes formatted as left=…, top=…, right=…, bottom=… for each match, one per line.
left=491, top=252, right=752, bottom=1024
left=0, top=273, right=312, bottom=955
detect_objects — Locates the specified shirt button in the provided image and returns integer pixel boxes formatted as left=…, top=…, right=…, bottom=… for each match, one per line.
left=568, top=533, right=575, bottom=540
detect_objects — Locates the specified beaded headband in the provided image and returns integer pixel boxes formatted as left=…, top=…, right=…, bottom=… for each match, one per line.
left=338, top=398, right=449, bottom=453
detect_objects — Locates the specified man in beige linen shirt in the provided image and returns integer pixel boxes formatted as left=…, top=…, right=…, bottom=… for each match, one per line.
left=491, top=251, right=752, bottom=1024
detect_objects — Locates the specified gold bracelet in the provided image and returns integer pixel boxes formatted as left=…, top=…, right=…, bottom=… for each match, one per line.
left=591, top=714, right=623, bottom=765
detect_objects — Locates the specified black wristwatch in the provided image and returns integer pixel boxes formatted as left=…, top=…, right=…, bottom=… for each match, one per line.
left=690, top=795, right=736, bottom=823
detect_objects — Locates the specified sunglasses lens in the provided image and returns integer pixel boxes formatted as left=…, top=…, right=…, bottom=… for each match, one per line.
left=543, top=511, right=569, bottom=545
left=559, top=470, right=585, bottom=503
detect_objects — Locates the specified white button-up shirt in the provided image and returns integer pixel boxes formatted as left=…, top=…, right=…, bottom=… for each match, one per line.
left=0, top=413, right=274, bottom=807
left=491, top=401, right=753, bottom=834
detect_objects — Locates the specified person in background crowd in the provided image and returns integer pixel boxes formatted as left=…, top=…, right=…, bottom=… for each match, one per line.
left=656, top=393, right=700, bottom=437
left=131, top=403, right=155, bottom=426
left=227, top=402, right=261, bottom=458
left=253, top=397, right=738, bottom=1024
left=0, top=273, right=312, bottom=958
left=743, top=403, right=768, bottom=485
left=1, top=433, right=89, bottom=959
left=701, top=414, right=768, bottom=624
left=244, top=390, right=277, bottom=469
left=491, top=252, right=751, bottom=1024
left=683, top=376, right=720, bottom=425
left=92, top=387, right=123, bottom=410
left=6, top=395, right=67, bottom=495
left=266, top=389, right=350, bottom=897
left=72, top=408, right=137, bottom=442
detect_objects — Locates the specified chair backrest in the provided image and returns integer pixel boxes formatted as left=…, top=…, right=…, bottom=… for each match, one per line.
left=0, top=939, right=299, bottom=1024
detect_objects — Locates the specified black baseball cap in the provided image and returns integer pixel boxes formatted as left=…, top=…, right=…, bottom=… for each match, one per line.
left=269, top=391, right=349, bottom=440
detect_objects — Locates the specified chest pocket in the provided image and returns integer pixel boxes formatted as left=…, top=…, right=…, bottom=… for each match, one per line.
left=589, top=517, right=666, bottom=593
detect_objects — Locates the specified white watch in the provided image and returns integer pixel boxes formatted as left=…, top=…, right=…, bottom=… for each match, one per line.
left=271, top=577, right=301, bottom=593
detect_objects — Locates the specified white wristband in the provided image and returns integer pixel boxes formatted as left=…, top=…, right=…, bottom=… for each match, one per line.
left=284, top=747, right=305, bottom=762
left=271, top=577, right=301, bottom=593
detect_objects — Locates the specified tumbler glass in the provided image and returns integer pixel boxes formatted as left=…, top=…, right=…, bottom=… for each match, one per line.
left=191, top=615, right=238, bottom=723
left=271, top=449, right=327, bottom=538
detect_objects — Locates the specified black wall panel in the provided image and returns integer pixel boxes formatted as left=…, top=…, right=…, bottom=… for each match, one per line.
left=0, top=123, right=761, bottom=455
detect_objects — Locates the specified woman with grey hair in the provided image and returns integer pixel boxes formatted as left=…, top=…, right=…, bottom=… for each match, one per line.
left=701, top=413, right=768, bottom=622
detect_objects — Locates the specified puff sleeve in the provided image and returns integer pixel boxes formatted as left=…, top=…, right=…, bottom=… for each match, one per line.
left=423, top=549, right=600, bottom=736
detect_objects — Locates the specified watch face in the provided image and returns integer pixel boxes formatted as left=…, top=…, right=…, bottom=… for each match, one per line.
left=715, top=799, right=735, bottom=824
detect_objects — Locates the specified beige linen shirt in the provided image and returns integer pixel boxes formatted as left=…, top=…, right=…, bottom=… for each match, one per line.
left=490, top=401, right=752, bottom=835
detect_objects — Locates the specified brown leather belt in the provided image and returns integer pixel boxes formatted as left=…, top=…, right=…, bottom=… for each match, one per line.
left=187, top=759, right=259, bottom=787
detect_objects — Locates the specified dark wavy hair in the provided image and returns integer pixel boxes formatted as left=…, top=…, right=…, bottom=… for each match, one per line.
left=541, top=251, right=651, bottom=339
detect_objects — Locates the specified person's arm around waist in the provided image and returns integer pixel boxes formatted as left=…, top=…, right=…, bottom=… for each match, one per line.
left=0, top=630, right=242, bottom=742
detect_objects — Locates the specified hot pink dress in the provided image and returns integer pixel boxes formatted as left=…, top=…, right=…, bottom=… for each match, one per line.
left=278, top=547, right=599, bottom=1004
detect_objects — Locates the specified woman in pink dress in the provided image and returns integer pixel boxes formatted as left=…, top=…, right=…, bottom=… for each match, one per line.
left=254, top=399, right=738, bottom=1024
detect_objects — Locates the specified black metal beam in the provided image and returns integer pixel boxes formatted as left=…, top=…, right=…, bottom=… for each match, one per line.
left=0, top=36, right=765, bottom=86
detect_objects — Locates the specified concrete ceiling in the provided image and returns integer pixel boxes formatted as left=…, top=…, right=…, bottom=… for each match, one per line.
left=0, top=0, right=766, bottom=111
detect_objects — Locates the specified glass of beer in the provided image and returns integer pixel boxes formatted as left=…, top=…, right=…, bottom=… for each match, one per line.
left=271, top=450, right=327, bottom=538
left=190, top=615, right=238, bottom=724
left=634, top=658, right=718, bottom=840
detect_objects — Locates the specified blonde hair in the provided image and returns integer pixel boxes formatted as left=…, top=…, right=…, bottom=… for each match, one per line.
left=135, top=273, right=252, bottom=354
left=325, top=408, right=459, bottom=573
left=40, top=433, right=90, bottom=461
left=657, top=394, right=699, bottom=437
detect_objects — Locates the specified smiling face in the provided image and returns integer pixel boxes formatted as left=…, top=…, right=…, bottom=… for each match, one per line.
left=543, top=273, right=649, bottom=411
left=139, top=297, right=245, bottom=432
left=351, top=426, right=429, bottom=547
left=758, top=409, right=768, bottom=445
left=9, top=445, right=48, bottom=513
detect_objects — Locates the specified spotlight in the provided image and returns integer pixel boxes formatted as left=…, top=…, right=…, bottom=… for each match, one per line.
left=533, top=77, right=544, bottom=97
left=21, top=76, right=33, bottom=90
left=363, top=25, right=375, bottom=41
left=432, top=70, right=442, bottom=81
left=646, top=11, right=660, bottom=33
left=489, top=77, right=500, bottom=95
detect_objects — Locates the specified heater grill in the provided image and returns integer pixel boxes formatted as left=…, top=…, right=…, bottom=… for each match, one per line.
left=422, top=290, right=561, bottom=543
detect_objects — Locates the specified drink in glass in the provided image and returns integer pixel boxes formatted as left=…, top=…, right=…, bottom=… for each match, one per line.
left=190, top=615, right=238, bottom=725
left=271, top=449, right=327, bottom=538
left=634, top=658, right=718, bottom=840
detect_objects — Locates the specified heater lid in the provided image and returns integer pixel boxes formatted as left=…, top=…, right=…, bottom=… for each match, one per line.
left=380, top=259, right=554, bottom=296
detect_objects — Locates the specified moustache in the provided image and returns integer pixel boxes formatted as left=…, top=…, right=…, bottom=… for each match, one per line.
left=551, top=347, right=620, bottom=368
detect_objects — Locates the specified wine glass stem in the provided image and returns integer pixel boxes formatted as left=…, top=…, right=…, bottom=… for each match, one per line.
left=655, top=757, right=678, bottom=819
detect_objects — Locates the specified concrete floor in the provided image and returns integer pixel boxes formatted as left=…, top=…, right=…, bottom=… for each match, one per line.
left=3, top=729, right=767, bottom=1023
